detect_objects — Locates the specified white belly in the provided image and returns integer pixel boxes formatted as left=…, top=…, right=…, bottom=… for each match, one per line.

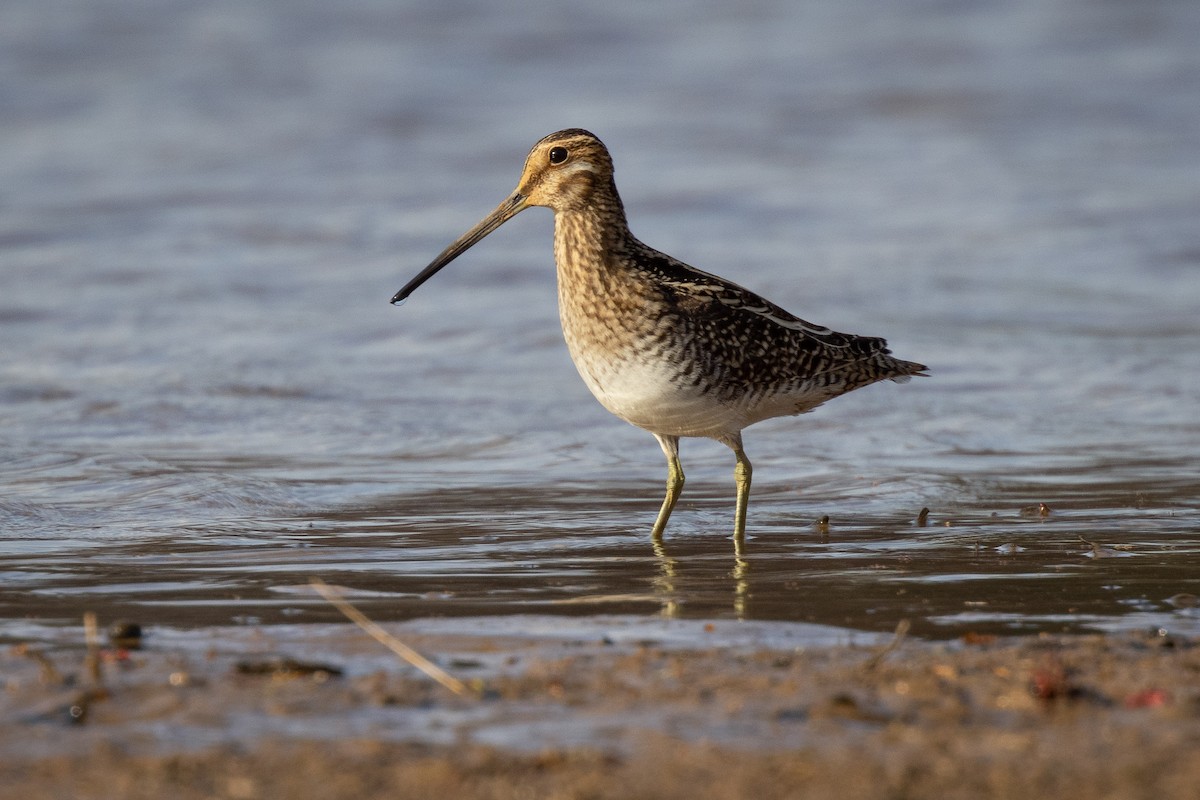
left=566, top=344, right=749, bottom=439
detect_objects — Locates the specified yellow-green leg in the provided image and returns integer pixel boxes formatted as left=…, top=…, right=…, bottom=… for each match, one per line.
left=651, top=434, right=684, bottom=540
left=722, top=434, right=753, bottom=545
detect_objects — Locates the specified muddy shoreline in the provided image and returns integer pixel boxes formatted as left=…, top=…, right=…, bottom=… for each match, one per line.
left=3, top=618, right=1198, bottom=799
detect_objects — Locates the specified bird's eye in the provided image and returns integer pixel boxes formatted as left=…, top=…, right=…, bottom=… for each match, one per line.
left=548, top=146, right=569, bottom=165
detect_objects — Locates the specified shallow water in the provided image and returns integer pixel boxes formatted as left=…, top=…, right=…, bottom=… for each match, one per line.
left=2, top=0, right=1199, bottom=643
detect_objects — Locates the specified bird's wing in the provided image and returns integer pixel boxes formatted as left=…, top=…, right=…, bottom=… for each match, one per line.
left=638, top=248, right=882, bottom=352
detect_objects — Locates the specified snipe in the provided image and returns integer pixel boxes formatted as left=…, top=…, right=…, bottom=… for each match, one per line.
left=393, top=129, right=926, bottom=545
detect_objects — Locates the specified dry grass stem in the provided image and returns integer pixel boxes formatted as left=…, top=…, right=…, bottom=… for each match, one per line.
left=309, top=578, right=474, bottom=697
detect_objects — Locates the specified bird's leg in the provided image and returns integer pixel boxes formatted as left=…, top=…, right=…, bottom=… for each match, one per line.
left=721, top=433, right=753, bottom=545
left=651, top=434, right=684, bottom=540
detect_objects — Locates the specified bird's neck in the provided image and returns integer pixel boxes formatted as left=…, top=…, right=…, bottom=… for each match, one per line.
left=552, top=196, right=656, bottom=376
left=552, top=188, right=637, bottom=291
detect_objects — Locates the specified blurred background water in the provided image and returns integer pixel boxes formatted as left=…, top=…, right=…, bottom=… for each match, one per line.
left=2, top=0, right=1198, bottom=640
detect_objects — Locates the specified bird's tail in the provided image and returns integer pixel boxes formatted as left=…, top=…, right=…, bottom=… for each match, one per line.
left=887, top=358, right=929, bottom=383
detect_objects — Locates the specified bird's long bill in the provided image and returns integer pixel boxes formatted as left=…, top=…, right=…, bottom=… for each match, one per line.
left=390, top=191, right=528, bottom=305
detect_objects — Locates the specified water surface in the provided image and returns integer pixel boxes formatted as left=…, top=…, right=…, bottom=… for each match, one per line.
left=2, top=0, right=1198, bottom=642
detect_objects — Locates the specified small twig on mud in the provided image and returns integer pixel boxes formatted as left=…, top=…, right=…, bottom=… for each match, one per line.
left=83, top=611, right=103, bottom=685
left=309, top=578, right=475, bottom=697
left=863, top=619, right=911, bottom=672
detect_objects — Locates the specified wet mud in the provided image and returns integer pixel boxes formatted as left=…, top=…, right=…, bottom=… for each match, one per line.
left=3, top=618, right=1199, bottom=799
